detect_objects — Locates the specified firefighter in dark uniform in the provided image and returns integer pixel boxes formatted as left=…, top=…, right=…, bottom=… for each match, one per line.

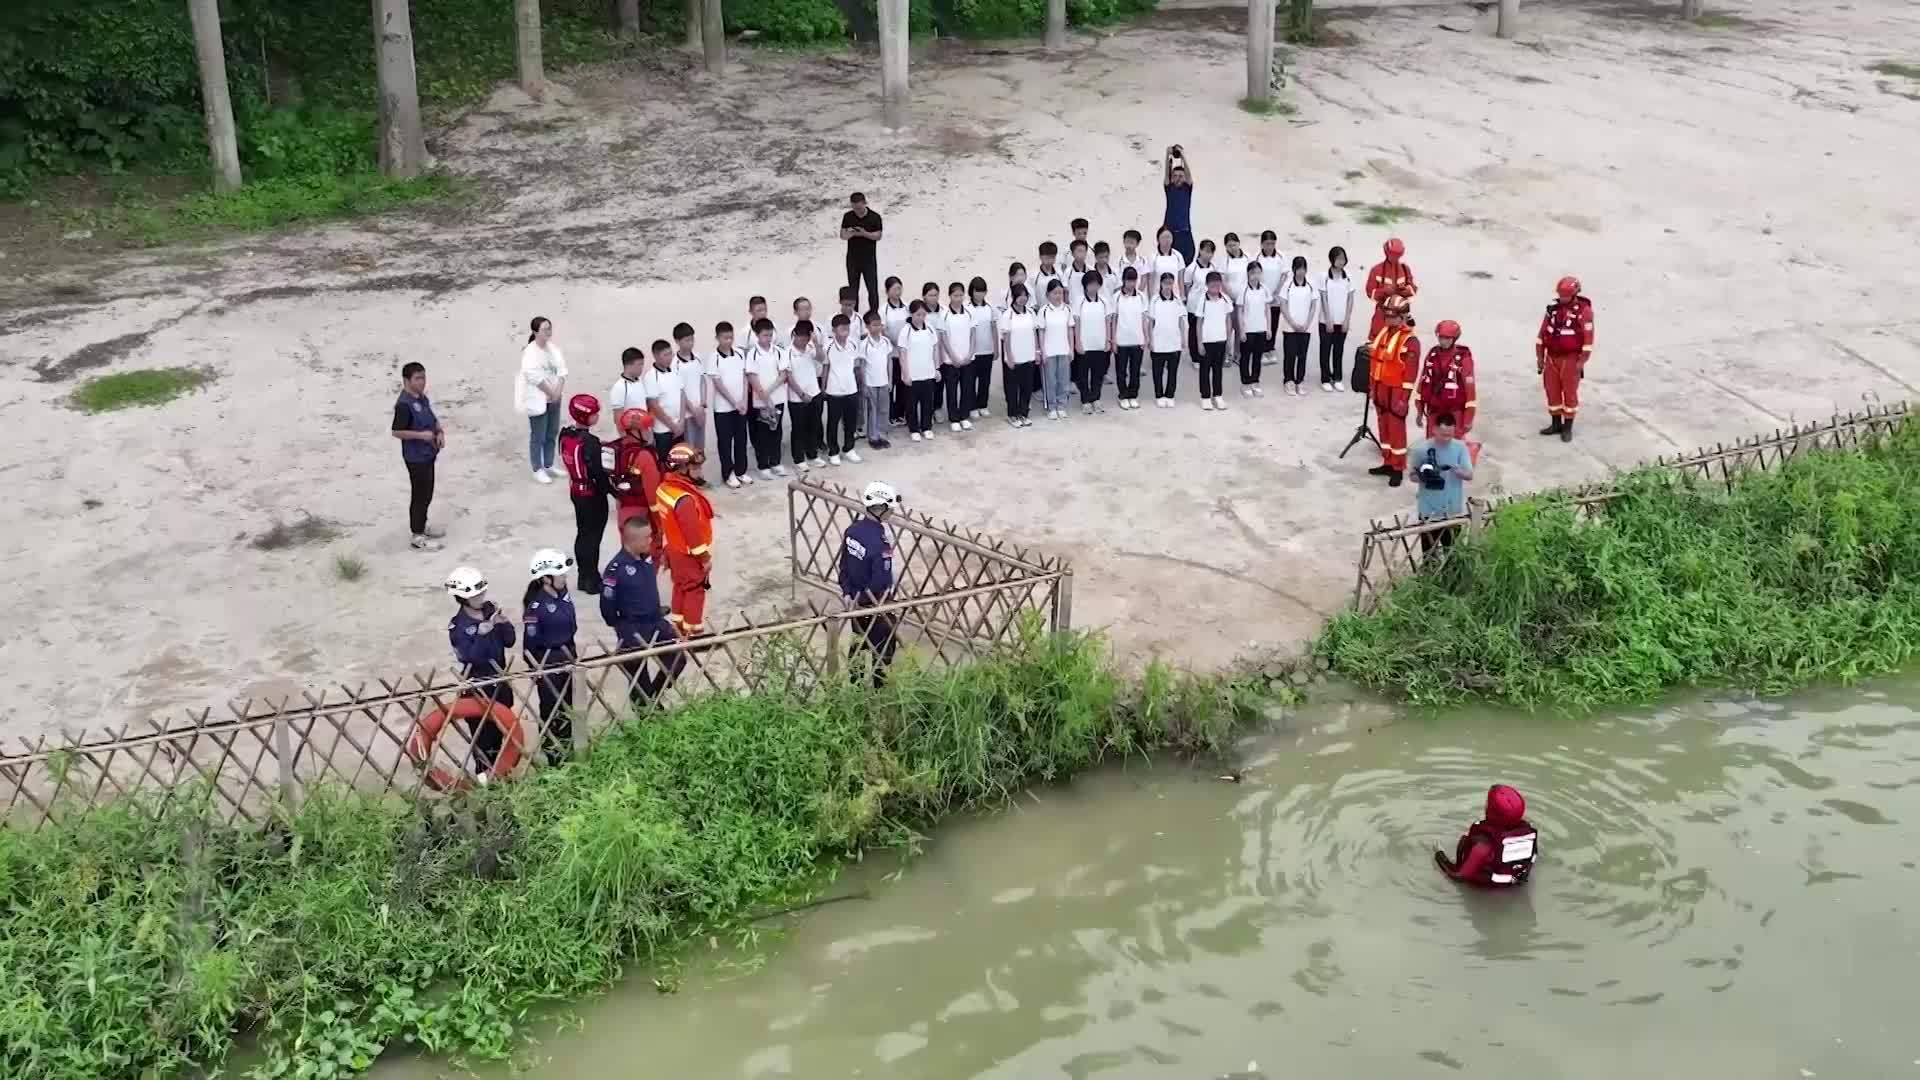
left=445, top=566, right=513, bottom=776
left=599, top=517, right=684, bottom=708
left=840, top=480, right=901, bottom=686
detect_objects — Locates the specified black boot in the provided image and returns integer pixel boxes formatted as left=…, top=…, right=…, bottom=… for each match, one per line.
left=1388, top=471, right=1404, bottom=487
left=1560, top=417, right=1574, bottom=442
left=1539, top=416, right=1564, bottom=436
left=1367, top=464, right=1395, bottom=477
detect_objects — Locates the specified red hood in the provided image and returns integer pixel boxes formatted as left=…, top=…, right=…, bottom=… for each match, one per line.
left=1485, top=784, right=1527, bottom=826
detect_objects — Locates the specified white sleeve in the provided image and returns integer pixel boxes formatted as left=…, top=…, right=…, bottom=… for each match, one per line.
left=520, top=344, right=546, bottom=389
left=551, top=344, right=568, bottom=380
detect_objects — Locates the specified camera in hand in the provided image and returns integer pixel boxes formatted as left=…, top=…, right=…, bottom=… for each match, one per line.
left=1417, top=448, right=1449, bottom=490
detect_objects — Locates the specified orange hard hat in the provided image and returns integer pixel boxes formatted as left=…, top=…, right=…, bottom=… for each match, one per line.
left=1435, top=319, right=1461, bottom=339
left=568, top=393, right=601, bottom=425
left=1381, top=294, right=1411, bottom=315
left=1556, top=275, right=1581, bottom=299
left=1384, top=237, right=1406, bottom=258
left=617, top=408, right=650, bottom=435
left=665, top=443, right=698, bottom=468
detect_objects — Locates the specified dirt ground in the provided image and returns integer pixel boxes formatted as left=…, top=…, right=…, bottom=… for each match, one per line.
left=3, top=0, right=1919, bottom=738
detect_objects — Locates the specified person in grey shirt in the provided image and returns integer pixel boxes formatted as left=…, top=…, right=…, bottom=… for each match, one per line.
left=1410, top=412, right=1474, bottom=555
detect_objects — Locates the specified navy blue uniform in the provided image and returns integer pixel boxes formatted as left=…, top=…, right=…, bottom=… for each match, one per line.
left=447, top=602, right=515, bottom=772
left=600, top=549, right=683, bottom=706
left=838, top=517, right=899, bottom=685
left=523, top=589, right=578, bottom=764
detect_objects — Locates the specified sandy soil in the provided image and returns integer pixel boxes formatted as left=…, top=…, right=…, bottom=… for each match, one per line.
left=3, top=0, right=1919, bottom=737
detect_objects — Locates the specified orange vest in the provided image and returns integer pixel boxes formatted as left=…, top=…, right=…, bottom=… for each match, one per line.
left=654, top=477, right=715, bottom=557
left=1369, top=327, right=1415, bottom=384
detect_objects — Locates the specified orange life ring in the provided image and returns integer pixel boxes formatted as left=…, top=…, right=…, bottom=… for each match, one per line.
left=405, top=696, right=526, bottom=792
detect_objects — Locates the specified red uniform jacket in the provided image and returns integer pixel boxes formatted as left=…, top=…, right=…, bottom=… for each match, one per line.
left=1368, top=327, right=1418, bottom=417
left=1365, top=259, right=1418, bottom=308
left=1536, top=296, right=1595, bottom=361
left=1417, top=344, right=1477, bottom=431
left=609, top=435, right=662, bottom=556
left=654, top=476, right=715, bottom=558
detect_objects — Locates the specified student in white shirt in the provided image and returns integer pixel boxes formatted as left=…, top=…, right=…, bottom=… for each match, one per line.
left=1118, top=229, right=1154, bottom=305
left=880, top=276, right=910, bottom=427
left=705, top=321, right=752, bottom=488
left=1037, top=279, right=1075, bottom=421
left=786, top=321, right=825, bottom=470
left=1317, top=244, right=1358, bottom=392
left=1148, top=272, right=1187, bottom=408
left=1196, top=271, right=1237, bottom=411
left=1151, top=227, right=1186, bottom=303
left=1184, top=238, right=1220, bottom=364
left=895, top=301, right=941, bottom=441
left=645, top=338, right=686, bottom=460
left=1256, top=230, right=1286, bottom=340
left=998, top=261, right=1029, bottom=315
left=1031, top=243, right=1067, bottom=316
left=744, top=317, right=790, bottom=479
left=1237, top=262, right=1273, bottom=397
left=1093, top=241, right=1119, bottom=304
left=670, top=323, right=709, bottom=485
left=519, top=316, right=568, bottom=483
left=1278, top=255, right=1320, bottom=396
left=1072, top=271, right=1113, bottom=415
left=822, top=314, right=864, bottom=465
left=1111, top=267, right=1150, bottom=409
left=998, top=284, right=1040, bottom=427
left=939, top=282, right=975, bottom=433
left=607, top=346, right=650, bottom=420
left=835, top=286, right=868, bottom=344
left=859, top=311, right=895, bottom=451
left=965, top=277, right=997, bottom=421
left=1222, top=232, right=1251, bottom=304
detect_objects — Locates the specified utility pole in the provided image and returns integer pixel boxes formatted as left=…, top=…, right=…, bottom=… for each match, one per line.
left=1246, top=0, right=1274, bottom=107
left=1046, top=0, right=1066, bottom=49
left=702, top=0, right=725, bottom=74
left=186, top=0, right=243, bottom=191
left=879, top=0, right=908, bottom=130
left=1496, top=0, right=1518, bottom=38
left=685, top=0, right=703, bottom=51
left=373, top=0, right=428, bottom=178
left=515, top=0, right=545, bottom=99
left=618, top=0, right=639, bottom=40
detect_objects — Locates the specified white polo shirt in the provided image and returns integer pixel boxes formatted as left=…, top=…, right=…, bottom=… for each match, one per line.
left=860, top=336, right=892, bottom=386
left=1095, top=263, right=1120, bottom=302
left=646, top=363, right=684, bottom=433
left=1198, top=295, right=1234, bottom=344
left=1318, top=270, right=1357, bottom=328
left=937, top=307, right=970, bottom=365
left=1184, top=261, right=1219, bottom=314
left=1114, top=291, right=1149, bottom=348
left=1075, top=296, right=1110, bottom=352
left=896, top=323, right=939, bottom=381
left=1151, top=251, right=1186, bottom=297
left=1149, top=297, right=1185, bottom=353
left=881, top=301, right=910, bottom=348
left=674, top=352, right=706, bottom=409
left=747, top=341, right=791, bottom=407
left=968, top=302, right=996, bottom=355
left=1239, top=284, right=1272, bottom=337
left=1031, top=265, right=1068, bottom=307
left=707, top=347, right=748, bottom=413
left=1223, top=254, right=1251, bottom=302
left=1256, top=254, right=1286, bottom=303
left=823, top=338, right=862, bottom=396
left=787, top=339, right=821, bottom=400
left=1039, top=302, right=1074, bottom=357
left=1118, top=252, right=1154, bottom=296
left=1001, top=309, right=1039, bottom=365
left=607, top=372, right=650, bottom=417
left=1281, top=279, right=1318, bottom=329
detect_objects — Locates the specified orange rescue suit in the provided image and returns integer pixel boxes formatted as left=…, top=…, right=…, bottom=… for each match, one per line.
left=1368, top=326, right=1418, bottom=469
left=1364, top=259, right=1418, bottom=338
left=1536, top=296, right=1595, bottom=419
left=1417, top=344, right=1477, bottom=436
left=610, top=436, right=662, bottom=557
left=654, top=475, right=715, bottom=637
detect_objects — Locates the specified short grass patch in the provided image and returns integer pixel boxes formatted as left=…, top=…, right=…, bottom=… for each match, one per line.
left=1302, top=211, right=1330, bottom=226
left=1353, top=203, right=1421, bottom=226
left=1332, top=198, right=1365, bottom=209
left=252, top=515, right=343, bottom=551
left=1342, top=169, right=1366, bottom=180
left=56, top=172, right=457, bottom=248
left=1238, top=96, right=1297, bottom=116
left=333, top=554, right=369, bottom=582
left=1691, top=11, right=1747, bottom=29
left=1870, top=60, right=1920, bottom=81
left=70, top=367, right=213, bottom=413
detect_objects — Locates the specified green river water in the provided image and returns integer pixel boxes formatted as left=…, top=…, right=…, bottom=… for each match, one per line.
left=374, top=683, right=1920, bottom=1079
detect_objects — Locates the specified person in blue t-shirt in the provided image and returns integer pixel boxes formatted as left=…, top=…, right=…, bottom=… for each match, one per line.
left=1161, top=145, right=1196, bottom=264
left=1409, top=412, right=1475, bottom=556
left=391, top=362, right=446, bottom=551
left=839, top=480, right=901, bottom=686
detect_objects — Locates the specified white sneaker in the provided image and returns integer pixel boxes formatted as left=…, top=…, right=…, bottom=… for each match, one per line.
left=977, top=408, right=992, bottom=418
left=1200, top=399, right=1214, bottom=411
left=911, top=431, right=923, bottom=442
left=743, top=471, right=758, bottom=485
left=775, top=464, right=791, bottom=477
left=545, top=466, right=566, bottom=480
left=533, top=469, right=553, bottom=484
left=1242, top=388, right=1252, bottom=398
left=725, top=475, right=742, bottom=489
left=923, top=429, right=934, bottom=441
left=410, top=534, right=444, bottom=552
left=1010, top=417, right=1022, bottom=429
left=828, top=454, right=842, bottom=466
left=1255, top=386, right=1266, bottom=397
left=961, top=419, right=974, bottom=430
left=1322, top=381, right=1336, bottom=392
left=1214, top=396, right=1227, bottom=409
left=796, top=460, right=811, bottom=473
left=845, top=449, right=863, bottom=463
left=951, top=421, right=962, bottom=432
left=422, top=524, right=446, bottom=539
left=1094, top=403, right=1106, bottom=413
left=1296, top=384, right=1308, bottom=397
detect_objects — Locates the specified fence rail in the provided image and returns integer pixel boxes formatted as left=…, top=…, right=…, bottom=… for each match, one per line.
left=0, top=483, right=1073, bottom=831
left=1352, top=403, right=1912, bottom=610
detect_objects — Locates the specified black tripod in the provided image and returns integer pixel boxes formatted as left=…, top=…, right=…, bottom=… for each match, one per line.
left=1338, top=343, right=1380, bottom=460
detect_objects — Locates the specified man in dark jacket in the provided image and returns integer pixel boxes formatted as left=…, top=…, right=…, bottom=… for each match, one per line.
left=839, top=480, right=901, bottom=686
left=600, top=517, right=683, bottom=708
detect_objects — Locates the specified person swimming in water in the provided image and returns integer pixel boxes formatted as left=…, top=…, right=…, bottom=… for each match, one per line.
left=1435, top=784, right=1537, bottom=886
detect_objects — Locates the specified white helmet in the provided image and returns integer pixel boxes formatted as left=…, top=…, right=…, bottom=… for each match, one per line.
left=528, top=548, right=575, bottom=580
left=862, top=481, right=900, bottom=509
left=445, top=566, right=488, bottom=600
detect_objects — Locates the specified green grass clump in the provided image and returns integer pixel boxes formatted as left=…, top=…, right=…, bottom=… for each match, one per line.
left=1870, top=60, right=1920, bottom=81
left=1302, top=211, right=1330, bottom=226
left=333, top=554, right=368, bottom=582
left=1319, top=422, right=1920, bottom=708
left=70, top=367, right=213, bottom=412
left=0, top=625, right=1277, bottom=1080
left=1237, top=96, right=1296, bottom=116
left=106, top=173, right=456, bottom=245
left=1354, top=203, right=1420, bottom=226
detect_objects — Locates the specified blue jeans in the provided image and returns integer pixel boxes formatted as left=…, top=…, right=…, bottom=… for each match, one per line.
left=527, top=402, right=561, bottom=470
left=1043, top=355, right=1072, bottom=412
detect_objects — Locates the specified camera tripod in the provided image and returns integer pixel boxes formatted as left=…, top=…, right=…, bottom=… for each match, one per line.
left=1338, top=344, right=1381, bottom=460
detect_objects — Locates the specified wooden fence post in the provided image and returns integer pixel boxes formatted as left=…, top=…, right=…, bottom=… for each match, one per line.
left=270, top=707, right=301, bottom=811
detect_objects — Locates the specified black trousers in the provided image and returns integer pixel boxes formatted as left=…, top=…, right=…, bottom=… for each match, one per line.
left=527, top=647, right=575, bottom=765
left=1268, top=306, right=1282, bottom=340
left=1070, top=352, right=1085, bottom=392
left=652, top=430, right=677, bottom=463
left=849, top=614, right=900, bottom=688
left=1114, top=346, right=1144, bottom=400
left=618, top=621, right=685, bottom=708
left=826, top=392, right=860, bottom=453
left=1419, top=525, right=1461, bottom=556
left=846, top=249, right=879, bottom=312
left=570, top=493, right=608, bottom=594
left=1239, top=333, right=1269, bottom=384
left=1188, top=320, right=1202, bottom=366
left=405, top=460, right=434, bottom=536
left=750, top=404, right=785, bottom=469
left=1280, top=331, right=1311, bottom=384
left=1077, top=349, right=1111, bottom=403
left=890, top=366, right=908, bottom=424
left=789, top=396, right=824, bottom=463
left=907, top=378, right=939, bottom=433
left=968, top=354, right=994, bottom=413
left=1151, top=351, right=1180, bottom=398
left=1004, top=363, right=1036, bottom=419
left=459, top=679, right=513, bottom=775
left=1199, top=341, right=1228, bottom=399
left=713, top=410, right=750, bottom=479
left=941, top=364, right=967, bottom=422
left=1319, top=325, right=1349, bottom=384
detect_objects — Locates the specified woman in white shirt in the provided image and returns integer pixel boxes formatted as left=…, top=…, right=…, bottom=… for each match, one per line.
left=822, top=315, right=864, bottom=465
left=786, top=321, right=825, bottom=470
left=881, top=276, right=911, bottom=427
left=999, top=285, right=1040, bottom=427
left=1183, top=239, right=1220, bottom=365
left=1071, top=271, right=1113, bottom=415
left=940, top=282, right=975, bottom=433
left=1195, top=272, right=1236, bottom=411
left=1256, top=230, right=1285, bottom=340
left=1317, top=245, right=1358, bottom=392
left=1278, top=256, right=1320, bottom=396
left=1111, top=267, right=1150, bottom=410
left=966, top=277, right=997, bottom=421
left=895, top=302, right=941, bottom=442
left=1237, top=262, right=1272, bottom=397
left=518, top=316, right=568, bottom=484
left=1148, top=273, right=1186, bottom=408
left=1037, top=280, right=1076, bottom=421
left=1151, top=227, right=1186, bottom=302
left=1222, top=232, right=1251, bottom=304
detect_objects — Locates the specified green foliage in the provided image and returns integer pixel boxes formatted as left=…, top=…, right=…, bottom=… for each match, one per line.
left=1064, top=0, right=1155, bottom=29
left=0, top=626, right=1276, bottom=1080
left=949, top=0, right=1045, bottom=36
left=728, top=0, right=850, bottom=42
left=65, top=172, right=454, bottom=245
left=1319, top=423, right=1920, bottom=709
left=69, top=367, right=215, bottom=413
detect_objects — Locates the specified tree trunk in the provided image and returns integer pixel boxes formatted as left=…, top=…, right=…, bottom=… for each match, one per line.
left=372, top=0, right=428, bottom=179
left=618, top=0, right=639, bottom=39
left=515, top=0, right=545, bottom=98
left=878, top=0, right=908, bottom=130
left=1496, top=0, right=1517, bottom=37
left=1680, top=0, right=1702, bottom=18
left=701, top=0, right=725, bottom=74
left=685, top=0, right=703, bottom=50
left=1246, top=0, right=1274, bottom=106
left=186, top=0, right=242, bottom=192
left=1045, top=0, right=1066, bottom=49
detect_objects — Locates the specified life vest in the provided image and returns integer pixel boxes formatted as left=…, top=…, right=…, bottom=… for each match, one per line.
left=654, top=477, right=715, bottom=557
left=558, top=428, right=598, bottom=499
left=1461, top=820, right=1538, bottom=886
left=1541, top=297, right=1591, bottom=354
left=1420, top=346, right=1473, bottom=410
left=1368, top=327, right=1415, bottom=405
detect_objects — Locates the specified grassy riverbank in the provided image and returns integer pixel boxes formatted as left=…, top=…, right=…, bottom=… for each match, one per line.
left=0, top=627, right=1272, bottom=1080
left=1320, top=422, right=1920, bottom=708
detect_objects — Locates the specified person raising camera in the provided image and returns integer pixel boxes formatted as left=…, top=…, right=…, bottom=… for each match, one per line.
left=1410, top=412, right=1473, bottom=556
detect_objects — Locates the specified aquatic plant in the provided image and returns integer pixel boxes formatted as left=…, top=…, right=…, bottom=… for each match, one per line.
left=0, top=624, right=1269, bottom=1080
left=1319, top=421, right=1920, bottom=707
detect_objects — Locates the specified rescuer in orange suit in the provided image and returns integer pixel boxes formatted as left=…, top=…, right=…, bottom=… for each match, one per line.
left=1536, top=275, right=1595, bottom=442
left=1416, top=319, right=1476, bottom=437
left=1367, top=295, right=1418, bottom=486
left=611, top=408, right=663, bottom=555
left=654, top=443, right=716, bottom=638
left=1364, top=237, right=1418, bottom=339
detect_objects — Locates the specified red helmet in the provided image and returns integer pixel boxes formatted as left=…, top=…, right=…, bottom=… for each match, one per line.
left=1556, top=275, right=1581, bottom=299
left=617, top=408, right=650, bottom=436
left=1485, top=784, right=1527, bottom=826
left=1383, top=237, right=1406, bottom=258
left=568, top=393, right=600, bottom=425
left=1434, top=319, right=1461, bottom=339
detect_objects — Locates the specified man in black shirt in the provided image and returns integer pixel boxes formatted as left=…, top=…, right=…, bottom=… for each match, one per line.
left=840, top=191, right=883, bottom=313
left=390, top=361, right=446, bottom=551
